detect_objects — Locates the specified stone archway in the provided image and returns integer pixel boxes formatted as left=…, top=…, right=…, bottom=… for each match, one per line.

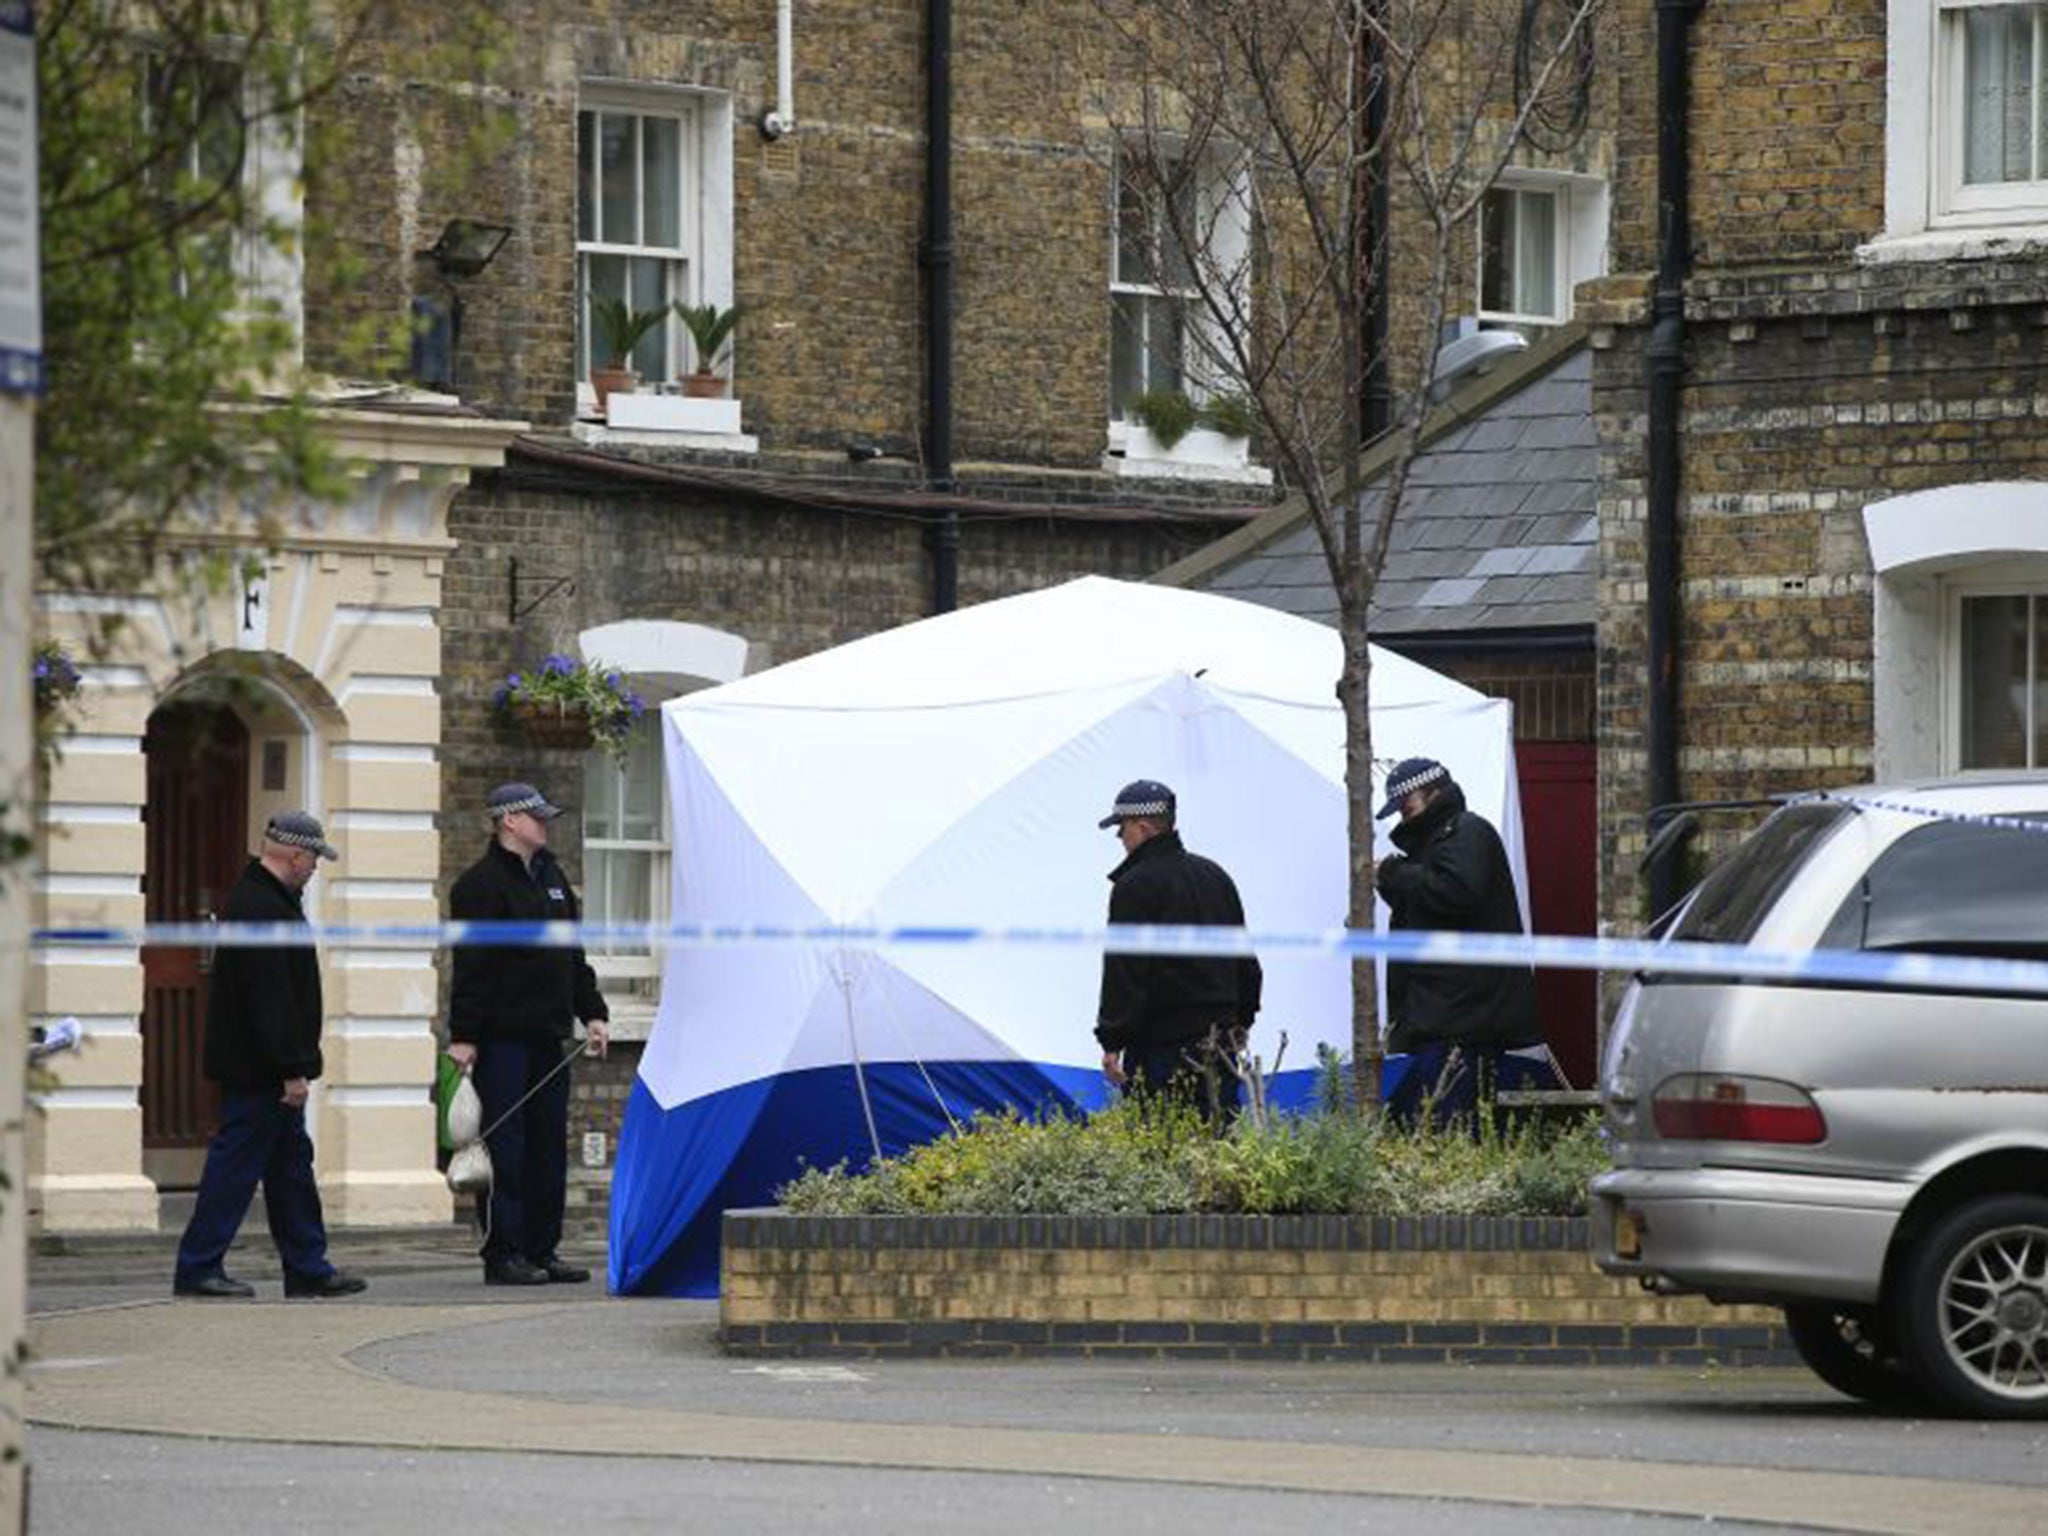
left=139, top=698, right=251, bottom=1187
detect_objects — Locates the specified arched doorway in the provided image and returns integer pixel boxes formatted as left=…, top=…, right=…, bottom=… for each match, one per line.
left=142, top=699, right=250, bottom=1187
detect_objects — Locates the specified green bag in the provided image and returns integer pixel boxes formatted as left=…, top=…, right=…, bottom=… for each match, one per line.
left=435, top=1052, right=465, bottom=1155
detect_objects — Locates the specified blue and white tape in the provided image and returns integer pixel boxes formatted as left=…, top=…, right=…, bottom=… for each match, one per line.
left=25, top=918, right=2048, bottom=1000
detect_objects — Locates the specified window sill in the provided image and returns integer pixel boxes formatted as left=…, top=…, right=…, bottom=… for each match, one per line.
left=1107, top=426, right=1272, bottom=487
left=572, top=392, right=759, bottom=453
left=1857, top=224, right=2048, bottom=267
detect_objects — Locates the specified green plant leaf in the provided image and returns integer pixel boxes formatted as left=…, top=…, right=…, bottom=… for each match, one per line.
left=589, top=296, right=668, bottom=367
left=1199, top=392, right=1258, bottom=440
left=673, top=301, right=742, bottom=372
left=1129, top=387, right=1198, bottom=450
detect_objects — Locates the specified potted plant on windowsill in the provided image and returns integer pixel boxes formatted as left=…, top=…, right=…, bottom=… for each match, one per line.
left=588, top=297, right=669, bottom=414
left=494, top=654, right=648, bottom=765
left=674, top=300, right=742, bottom=398
left=1121, top=387, right=1258, bottom=476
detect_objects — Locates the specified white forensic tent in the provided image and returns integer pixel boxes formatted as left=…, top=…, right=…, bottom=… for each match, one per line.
left=608, top=576, right=1522, bottom=1295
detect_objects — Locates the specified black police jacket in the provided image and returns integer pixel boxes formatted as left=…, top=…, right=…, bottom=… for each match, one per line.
left=1095, top=830, right=1262, bottom=1053
left=1374, top=783, right=1540, bottom=1054
left=203, top=859, right=324, bottom=1089
left=448, top=841, right=608, bottom=1044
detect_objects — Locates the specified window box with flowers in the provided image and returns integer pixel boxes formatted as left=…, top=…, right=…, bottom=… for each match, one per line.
left=34, top=642, right=84, bottom=722
left=494, top=655, right=647, bottom=764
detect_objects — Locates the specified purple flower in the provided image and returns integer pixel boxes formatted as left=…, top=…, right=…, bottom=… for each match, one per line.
left=34, top=658, right=49, bottom=680
left=627, top=693, right=646, bottom=717
left=542, top=654, right=575, bottom=676
left=604, top=671, right=622, bottom=690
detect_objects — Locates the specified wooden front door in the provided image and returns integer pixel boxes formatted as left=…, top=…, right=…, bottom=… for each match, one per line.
left=142, top=701, right=250, bottom=1184
left=1516, top=741, right=1598, bottom=1089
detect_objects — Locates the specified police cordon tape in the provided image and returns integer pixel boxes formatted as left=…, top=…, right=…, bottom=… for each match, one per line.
left=26, top=918, right=2048, bottom=1000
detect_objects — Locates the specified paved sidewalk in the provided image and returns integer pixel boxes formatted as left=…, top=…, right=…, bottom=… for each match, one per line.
left=24, top=1235, right=2048, bottom=1535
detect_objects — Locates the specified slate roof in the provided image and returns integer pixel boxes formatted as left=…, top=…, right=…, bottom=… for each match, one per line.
left=1158, top=330, right=1596, bottom=637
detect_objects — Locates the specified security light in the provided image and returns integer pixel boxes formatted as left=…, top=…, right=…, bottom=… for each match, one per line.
left=421, top=218, right=512, bottom=279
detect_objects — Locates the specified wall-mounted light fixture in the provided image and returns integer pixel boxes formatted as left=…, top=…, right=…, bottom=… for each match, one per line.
left=422, top=218, right=513, bottom=280
left=411, top=219, right=515, bottom=391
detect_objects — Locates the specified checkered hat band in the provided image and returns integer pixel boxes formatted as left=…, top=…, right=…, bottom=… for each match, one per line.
left=491, top=795, right=552, bottom=818
left=1387, top=764, right=1446, bottom=800
left=1115, top=798, right=1173, bottom=819
left=268, top=827, right=325, bottom=850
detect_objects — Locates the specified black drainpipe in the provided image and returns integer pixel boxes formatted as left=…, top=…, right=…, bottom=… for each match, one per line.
left=1645, top=0, right=1701, bottom=919
left=923, top=0, right=959, bottom=614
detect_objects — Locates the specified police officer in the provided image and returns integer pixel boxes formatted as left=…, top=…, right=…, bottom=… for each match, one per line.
left=1373, top=755, right=1547, bottom=1126
left=446, top=782, right=609, bottom=1286
left=173, top=812, right=367, bottom=1300
left=1094, top=779, right=1261, bottom=1124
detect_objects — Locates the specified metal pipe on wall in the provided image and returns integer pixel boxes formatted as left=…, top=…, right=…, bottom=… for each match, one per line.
left=1645, top=0, right=1703, bottom=918
left=923, top=0, right=959, bottom=614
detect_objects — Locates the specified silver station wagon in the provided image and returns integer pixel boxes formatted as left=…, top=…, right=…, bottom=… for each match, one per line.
left=1592, top=778, right=2048, bottom=1418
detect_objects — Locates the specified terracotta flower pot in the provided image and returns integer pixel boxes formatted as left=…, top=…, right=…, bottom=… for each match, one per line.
left=590, top=365, right=637, bottom=414
left=681, top=370, right=728, bottom=399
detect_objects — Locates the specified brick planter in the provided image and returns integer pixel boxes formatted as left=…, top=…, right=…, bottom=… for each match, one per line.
left=719, top=1211, right=1790, bottom=1364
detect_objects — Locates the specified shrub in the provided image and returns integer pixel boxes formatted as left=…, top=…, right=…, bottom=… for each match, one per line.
left=1127, top=387, right=1199, bottom=449
left=1199, top=392, right=1258, bottom=440
left=775, top=1098, right=1609, bottom=1218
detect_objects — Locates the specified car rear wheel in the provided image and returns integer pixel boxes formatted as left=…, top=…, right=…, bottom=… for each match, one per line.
left=1782, top=1304, right=1922, bottom=1409
left=1898, top=1193, right=2048, bottom=1420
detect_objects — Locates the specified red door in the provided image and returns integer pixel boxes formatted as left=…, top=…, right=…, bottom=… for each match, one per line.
left=142, top=701, right=250, bottom=1172
left=1516, top=741, right=1598, bottom=1088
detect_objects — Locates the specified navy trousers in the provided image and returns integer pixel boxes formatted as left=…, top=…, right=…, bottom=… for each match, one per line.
left=1385, top=1045, right=1562, bottom=1132
left=1121, top=1036, right=1241, bottom=1128
left=174, top=1090, right=335, bottom=1287
left=473, top=1037, right=571, bottom=1267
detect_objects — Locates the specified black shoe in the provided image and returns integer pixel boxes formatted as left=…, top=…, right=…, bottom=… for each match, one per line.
left=174, top=1273, right=255, bottom=1300
left=540, top=1258, right=591, bottom=1285
left=483, top=1258, right=550, bottom=1287
left=284, top=1268, right=368, bottom=1299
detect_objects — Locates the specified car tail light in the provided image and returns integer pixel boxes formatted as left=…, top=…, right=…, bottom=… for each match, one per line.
left=1650, top=1074, right=1827, bottom=1144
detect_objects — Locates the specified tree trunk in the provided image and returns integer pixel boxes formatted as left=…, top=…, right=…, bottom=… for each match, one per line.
left=1340, top=597, right=1383, bottom=1111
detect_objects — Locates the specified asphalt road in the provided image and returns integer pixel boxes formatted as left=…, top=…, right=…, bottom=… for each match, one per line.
left=22, top=1256, right=2048, bottom=1535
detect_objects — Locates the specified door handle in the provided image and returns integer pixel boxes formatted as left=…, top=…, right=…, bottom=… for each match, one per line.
left=197, top=907, right=219, bottom=975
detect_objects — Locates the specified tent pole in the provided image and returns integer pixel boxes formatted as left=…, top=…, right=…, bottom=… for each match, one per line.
left=839, top=955, right=884, bottom=1161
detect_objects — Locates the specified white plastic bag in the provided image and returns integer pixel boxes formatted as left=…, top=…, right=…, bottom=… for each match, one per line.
left=446, top=1138, right=493, bottom=1194
left=446, top=1072, right=482, bottom=1146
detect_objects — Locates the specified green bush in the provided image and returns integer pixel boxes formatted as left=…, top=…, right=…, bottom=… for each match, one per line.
left=775, top=1097, right=1609, bottom=1218
left=1127, top=387, right=1199, bottom=449
left=1199, top=392, right=1259, bottom=440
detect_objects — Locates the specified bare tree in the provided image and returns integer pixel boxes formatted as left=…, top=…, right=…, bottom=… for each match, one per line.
left=1091, top=0, right=1601, bottom=1107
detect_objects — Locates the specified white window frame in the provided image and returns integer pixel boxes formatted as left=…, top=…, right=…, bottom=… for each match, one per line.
left=582, top=715, right=669, bottom=1005
left=1936, top=1, right=2048, bottom=221
left=1881, top=0, right=2048, bottom=250
left=1106, top=140, right=1252, bottom=447
left=146, top=54, right=304, bottom=349
left=575, top=83, right=735, bottom=412
left=1476, top=172, right=1608, bottom=329
left=1943, top=574, right=2048, bottom=771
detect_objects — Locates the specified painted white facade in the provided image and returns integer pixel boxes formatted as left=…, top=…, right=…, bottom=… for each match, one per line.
left=27, top=403, right=524, bottom=1233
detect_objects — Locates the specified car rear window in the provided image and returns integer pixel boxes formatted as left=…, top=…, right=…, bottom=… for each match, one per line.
left=1669, top=801, right=1854, bottom=946
left=1819, top=812, right=2048, bottom=959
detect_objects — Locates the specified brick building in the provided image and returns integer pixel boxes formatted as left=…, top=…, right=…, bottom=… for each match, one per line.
left=32, top=2, right=1632, bottom=1235
left=1587, top=0, right=2048, bottom=955
left=31, top=3, right=1285, bottom=1236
